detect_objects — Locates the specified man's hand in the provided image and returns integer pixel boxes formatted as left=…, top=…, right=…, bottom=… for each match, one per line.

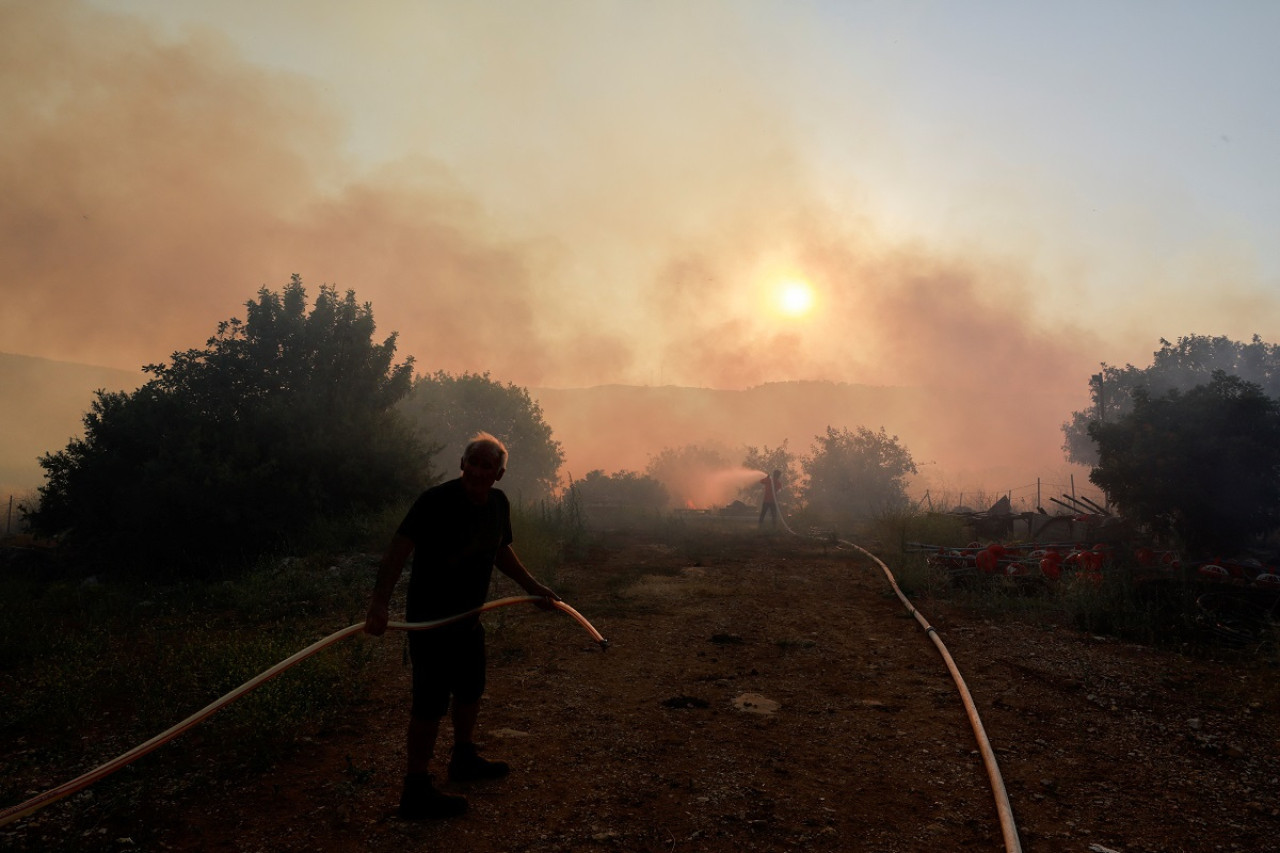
left=525, top=581, right=561, bottom=609
left=364, top=600, right=390, bottom=636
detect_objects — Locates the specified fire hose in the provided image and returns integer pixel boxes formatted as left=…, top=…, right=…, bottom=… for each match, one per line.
left=838, top=537, right=1023, bottom=853
left=7, top=517, right=1021, bottom=851
left=771, top=493, right=1021, bottom=852
left=0, top=596, right=606, bottom=829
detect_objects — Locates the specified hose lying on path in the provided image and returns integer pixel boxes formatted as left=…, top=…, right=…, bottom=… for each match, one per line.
left=840, top=538, right=1023, bottom=853
left=0, top=596, right=606, bottom=829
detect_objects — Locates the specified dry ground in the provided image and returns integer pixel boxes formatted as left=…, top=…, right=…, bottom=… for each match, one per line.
left=7, top=526, right=1280, bottom=852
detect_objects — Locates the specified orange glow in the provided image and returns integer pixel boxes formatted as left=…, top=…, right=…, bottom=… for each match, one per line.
left=776, top=280, right=815, bottom=317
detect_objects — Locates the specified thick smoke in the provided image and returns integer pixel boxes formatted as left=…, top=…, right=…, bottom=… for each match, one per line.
left=3, top=0, right=1101, bottom=393
left=0, top=2, right=556, bottom=378
left=3, top=1, right=1273, bottom=498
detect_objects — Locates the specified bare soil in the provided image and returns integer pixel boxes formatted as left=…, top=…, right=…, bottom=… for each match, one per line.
left=9, top=527, right=1280, bottom=852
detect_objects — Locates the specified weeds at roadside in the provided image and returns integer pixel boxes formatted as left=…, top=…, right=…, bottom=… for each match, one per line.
left=0, top=549, right=381, bottom=844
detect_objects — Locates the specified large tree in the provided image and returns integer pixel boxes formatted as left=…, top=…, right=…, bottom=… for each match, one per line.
left=398, top=371, right=564, bottom=502
left=28, top=276, right=425, bottom=571
left=1088, top=372, right=1280, bottom=554
left=1063, top=335, right=1280, bottom=465
left=800, top=426, right=917, bottom=520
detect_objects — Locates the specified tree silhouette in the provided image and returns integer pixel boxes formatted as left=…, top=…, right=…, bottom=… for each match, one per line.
left=1063, top=335, right=1280, bottom=466
left=800, top=426, right=917, bottom=521
left=572, top=469, right=668, bottom=511
left=1088, top=372, right=1280, bottom=554
left=398, top=371, right=564, bottom=502
left=29, top=276, right=424, bottom=573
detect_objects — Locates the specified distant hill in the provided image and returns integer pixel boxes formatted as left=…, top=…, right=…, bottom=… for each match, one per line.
left=1, top=353, right=1088, bottom=508
left=0, top=353, right=143, bottom=495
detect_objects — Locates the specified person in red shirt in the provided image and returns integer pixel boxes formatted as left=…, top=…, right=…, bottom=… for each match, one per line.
left=758, top=469, right=781, bottom=527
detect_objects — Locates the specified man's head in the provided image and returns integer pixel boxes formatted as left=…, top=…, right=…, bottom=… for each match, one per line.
left=463, top=432, right=508, bottom=469
left=460, top=432, right=508, bottom=495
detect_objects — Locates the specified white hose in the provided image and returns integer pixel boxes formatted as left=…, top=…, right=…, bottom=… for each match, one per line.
left=769, top=499, right=1021, bottom=853
left=0, top=596, right=605, bottom=828
left=842, top=539, right=1023, bottom=853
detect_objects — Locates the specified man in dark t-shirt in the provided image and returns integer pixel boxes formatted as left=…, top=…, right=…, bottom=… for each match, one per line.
left=365, top=432, right=559, bottom=820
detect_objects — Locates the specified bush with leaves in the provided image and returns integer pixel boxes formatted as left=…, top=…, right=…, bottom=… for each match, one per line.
left=27, top=276, right=426, bottom=573
left=571, top=469, right=669, bottom=510
left=397, top=371, right=564, bottom=502
left=1088, top=372, right=1280, bottom=554
left=1063, top=334, right=1280, bottom=465
left=800, top=426, right=917, bottom=522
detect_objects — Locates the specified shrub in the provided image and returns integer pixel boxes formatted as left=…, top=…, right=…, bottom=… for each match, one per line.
left=26, top=277, right=426, bottom=576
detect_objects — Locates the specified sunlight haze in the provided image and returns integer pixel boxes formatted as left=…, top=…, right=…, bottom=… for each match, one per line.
left=3, top=0, right=1277, bottom=495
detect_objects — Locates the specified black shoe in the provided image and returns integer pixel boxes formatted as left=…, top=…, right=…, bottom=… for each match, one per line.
left=398, top=773, right=468, bottom=820
left=448, top=743, right=510, bottom=782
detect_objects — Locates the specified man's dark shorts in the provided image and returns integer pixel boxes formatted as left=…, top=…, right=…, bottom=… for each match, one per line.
left=409, top=623, right=486, bottom=719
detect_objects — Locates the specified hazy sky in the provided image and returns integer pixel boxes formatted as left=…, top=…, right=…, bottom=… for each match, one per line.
left=4, top=0, right=1277, bottom=396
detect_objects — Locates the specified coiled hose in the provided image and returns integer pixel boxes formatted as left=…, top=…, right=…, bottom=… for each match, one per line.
left=0, top=596, right=605, bottom=828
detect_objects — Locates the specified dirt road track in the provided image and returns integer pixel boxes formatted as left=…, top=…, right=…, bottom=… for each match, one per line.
left=9, top=528, right=1280, bottom=852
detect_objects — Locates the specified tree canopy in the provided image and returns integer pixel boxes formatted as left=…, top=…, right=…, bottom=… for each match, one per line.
left=1088, top=372, right=1280, bottom=554
left=571, top=469, right=668, bottom=511
left=397, top=371, right=564, bottom=502
left=1063, top=334, right=1280, bottom=465
left=28, top=276, right=425, bottom=572
left=800, top=426, right=917, bottom=521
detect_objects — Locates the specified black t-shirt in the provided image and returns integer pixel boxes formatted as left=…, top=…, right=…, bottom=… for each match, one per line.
left=398, top=478, right=514, bottom=623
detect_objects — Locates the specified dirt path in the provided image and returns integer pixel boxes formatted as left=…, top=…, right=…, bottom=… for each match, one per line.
left=12, top=528, right=1280, bottom=852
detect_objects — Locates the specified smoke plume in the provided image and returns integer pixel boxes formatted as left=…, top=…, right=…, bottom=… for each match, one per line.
left=4, top=1, right=1274, bottom=497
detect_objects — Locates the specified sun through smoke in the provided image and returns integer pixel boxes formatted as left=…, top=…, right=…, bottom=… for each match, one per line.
left=777, top=280, right=815, bottom=317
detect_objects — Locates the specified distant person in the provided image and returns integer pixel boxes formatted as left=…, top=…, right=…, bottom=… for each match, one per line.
left=365, top=432, right=560, bottom=820
left=758, top=469, right=781, bottom=527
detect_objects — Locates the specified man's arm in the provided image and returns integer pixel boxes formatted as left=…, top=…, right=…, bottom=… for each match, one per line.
left=365, top=533, right=414, bottom=635
left=495, top=544, right=560, bottom=601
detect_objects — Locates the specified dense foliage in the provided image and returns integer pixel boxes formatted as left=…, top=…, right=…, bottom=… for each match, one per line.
left=397, top=371, right=564, bottom=502
left=27, top=276, right=425, bottom=572
left=1063, top=334, right=1280, bottom=465
left=570, top=469, right=669, bottom=510
left=800, top=426, right=917, bottom=520
left=1088, top=372, right=1280, bottom=554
